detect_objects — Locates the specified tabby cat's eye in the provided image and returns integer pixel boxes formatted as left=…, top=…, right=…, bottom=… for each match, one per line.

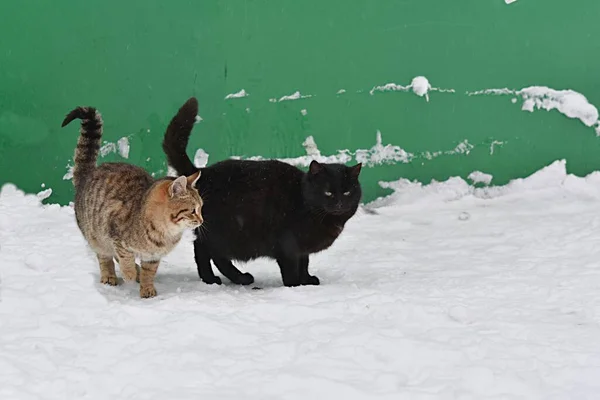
left=343, top=191, right=351, bottom=196
left=191, top=209, right=196, bottom=215
left=324, top=191, right=332, bottom=197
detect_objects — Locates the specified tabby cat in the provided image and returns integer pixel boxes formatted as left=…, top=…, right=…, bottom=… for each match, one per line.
left=62, top=106, right=204, bottom=298
left=162, top=97, right=362, bottom=287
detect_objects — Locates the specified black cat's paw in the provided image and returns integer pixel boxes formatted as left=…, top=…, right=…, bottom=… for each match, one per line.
left=302, top=275, right=320, bottom=286
left=201, top=276, right=222, bottom=285
left=234, top=272, right=254, bottom=286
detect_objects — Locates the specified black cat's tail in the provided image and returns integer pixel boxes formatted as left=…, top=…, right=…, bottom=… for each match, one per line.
left=61, top=106, right=103, bottom=189
left=162, top=97, right=199, bottom=176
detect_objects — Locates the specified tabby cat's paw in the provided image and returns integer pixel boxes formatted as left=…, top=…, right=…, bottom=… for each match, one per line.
left=202, top=276, right=222, bottom=285
left=100, top=276, right=118, bottom=286
left=140, top=285, right=157, bottom=298
left=302, top=275, right=320, bottom=286
left=235, top=272, right=255, bottom=286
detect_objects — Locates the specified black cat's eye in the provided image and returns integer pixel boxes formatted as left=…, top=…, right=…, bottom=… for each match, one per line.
left=343, top=191, right=351, bottom=196
left=324, top=191, right=332, bottom=197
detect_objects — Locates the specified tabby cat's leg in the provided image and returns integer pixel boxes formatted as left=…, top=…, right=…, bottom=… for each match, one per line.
left=114, top=246, right=138, bottom=282
left=139, top=260, right=160, bottom=298
left=212, top=256, right=254, bottom=285
left=97, top=254, right=117, bottom=286
left=299, top=255, right=320, bottom=286
left=194, top=238, right=221, bottom=285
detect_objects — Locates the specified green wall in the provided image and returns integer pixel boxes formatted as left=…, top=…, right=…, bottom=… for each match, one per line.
left=2, top=0, right=600, bottom=204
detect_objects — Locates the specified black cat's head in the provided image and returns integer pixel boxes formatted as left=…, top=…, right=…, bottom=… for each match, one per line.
left=302, top=160, right=362, bottom=215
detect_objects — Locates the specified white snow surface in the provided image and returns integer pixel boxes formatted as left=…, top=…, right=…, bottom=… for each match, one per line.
left=2, top=159, right=600, bottom=399
left=467, top=171, right=493, bottom=185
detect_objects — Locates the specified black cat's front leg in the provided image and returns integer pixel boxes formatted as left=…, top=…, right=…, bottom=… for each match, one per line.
left=299, top=255, right=320, bottom=286
left=276, top=255, right=302, bottom=287
left=193, top=234, right=221, bottom=285
left=276, top=232, right=302, bottom=287
left=275, top=231, right=301, bottom=286
left=212, top=256, right=254, bottom=285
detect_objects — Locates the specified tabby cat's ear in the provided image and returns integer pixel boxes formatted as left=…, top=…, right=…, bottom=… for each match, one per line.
left=187, top=170, right=201, bottom=187
left=309, top=160, right=324, bottom=175
left=168, top=176, right=188, bottom=198
left=349, top=163, right=362, bottom=178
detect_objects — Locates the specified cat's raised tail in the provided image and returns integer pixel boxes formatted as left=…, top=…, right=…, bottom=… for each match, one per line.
left=61, top=106, right=103, bottom=189
left=162, top=97, right=200, bottom=176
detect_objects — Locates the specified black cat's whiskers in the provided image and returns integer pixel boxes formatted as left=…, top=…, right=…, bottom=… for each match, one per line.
left=312, top=208, right=329, bottom=223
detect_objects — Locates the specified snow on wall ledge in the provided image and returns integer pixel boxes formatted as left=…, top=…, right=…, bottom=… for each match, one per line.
left=369, top=76, right=455, bottom=102
left=59, top=79, right=600, bottom=188
left=469, top=86, right=600, bottom=134
left=227, top=131, right=474, bottom=168
left=224, top=89, right=249, bottom=100
left=221, top=78, right=600, bottom=136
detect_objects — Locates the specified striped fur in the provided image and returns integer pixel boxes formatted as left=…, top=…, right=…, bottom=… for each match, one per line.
left=62, top=107, right=103, bottom=189
left=62, top=105, right=204, bottom=298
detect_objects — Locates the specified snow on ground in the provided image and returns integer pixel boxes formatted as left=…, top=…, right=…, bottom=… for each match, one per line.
left=1, top=160, right=600, bottom=399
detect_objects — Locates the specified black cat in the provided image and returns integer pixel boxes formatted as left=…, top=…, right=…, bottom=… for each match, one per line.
left=162, top=97, right=362, bottom=287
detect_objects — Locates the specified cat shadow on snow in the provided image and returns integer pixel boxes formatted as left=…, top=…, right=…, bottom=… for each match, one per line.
left=93, top=268, right=324, bottom=303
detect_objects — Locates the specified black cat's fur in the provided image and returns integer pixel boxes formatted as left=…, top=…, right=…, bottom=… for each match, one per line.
left=162, top=97, right=362, bottom=287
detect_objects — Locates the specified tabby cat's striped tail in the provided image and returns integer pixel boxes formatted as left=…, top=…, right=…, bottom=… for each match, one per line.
left=61, top=106, right=103, bottom=188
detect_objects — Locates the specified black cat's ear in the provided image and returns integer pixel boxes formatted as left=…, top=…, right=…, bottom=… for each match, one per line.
left=349, top=163, right=362, bottom=178
left=309, top=160, right=324, bottom=175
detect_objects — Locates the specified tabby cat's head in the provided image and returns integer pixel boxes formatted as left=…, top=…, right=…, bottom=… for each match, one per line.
left=150, top=171, right=204, bottom=232
left=302, top=161, right=362, bottom=215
